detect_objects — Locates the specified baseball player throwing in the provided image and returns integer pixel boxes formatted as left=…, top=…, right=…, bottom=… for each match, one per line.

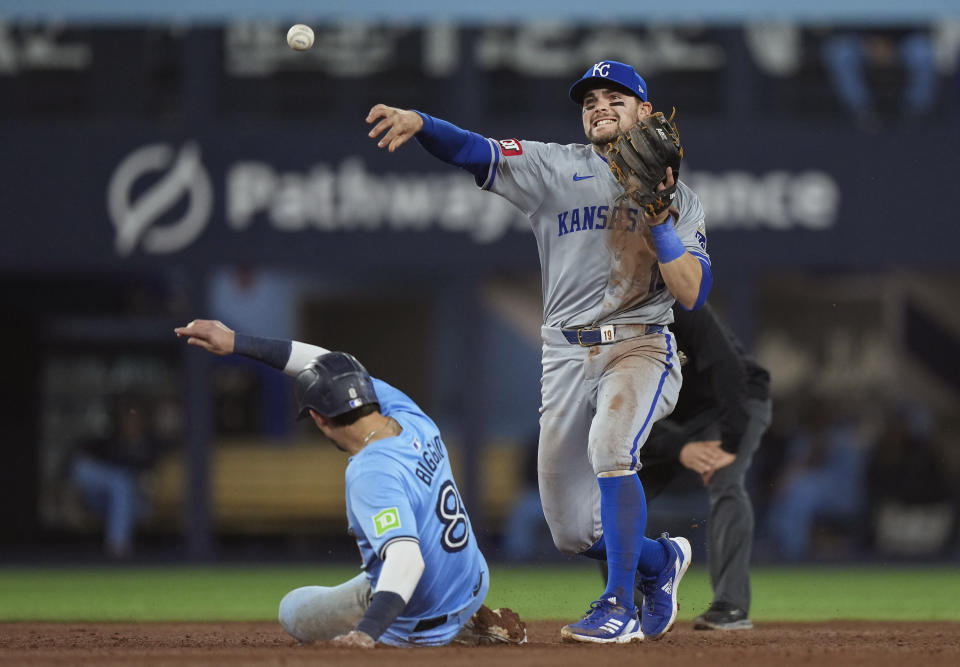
left=367, top=60, right=712, bottom=643
left=175, top=320, right=525, bottom=647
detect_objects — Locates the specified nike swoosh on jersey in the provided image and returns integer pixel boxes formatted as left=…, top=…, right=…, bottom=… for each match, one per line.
left=572, top=173, right=595, bottom=181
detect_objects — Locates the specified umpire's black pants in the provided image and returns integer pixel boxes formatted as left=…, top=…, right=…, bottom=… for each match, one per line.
left=640, top=397, right=772, bottom=613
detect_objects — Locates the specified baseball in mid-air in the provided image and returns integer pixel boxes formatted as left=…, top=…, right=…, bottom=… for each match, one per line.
left=286, top=24, right=314, bottom=51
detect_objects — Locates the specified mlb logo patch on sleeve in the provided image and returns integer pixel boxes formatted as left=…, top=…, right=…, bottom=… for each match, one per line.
left=373, top=507, right=401, bottom=537
left=497, top=139, right=523, bottom=156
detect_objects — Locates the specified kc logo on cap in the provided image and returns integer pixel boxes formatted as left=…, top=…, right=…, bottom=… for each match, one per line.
left=569, top=60, right=648, bottom=104
left=592, top=61, right=612, bottom=77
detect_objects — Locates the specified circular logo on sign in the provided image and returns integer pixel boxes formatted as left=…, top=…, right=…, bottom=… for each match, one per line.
left=107, top=142, right=213, bottom=256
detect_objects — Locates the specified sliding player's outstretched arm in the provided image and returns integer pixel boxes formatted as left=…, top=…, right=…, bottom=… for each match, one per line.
left=174, top=319, right=328, bottom=376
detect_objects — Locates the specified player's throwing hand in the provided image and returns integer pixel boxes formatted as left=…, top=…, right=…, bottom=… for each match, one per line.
left=366, top=104, right=424, bottom=152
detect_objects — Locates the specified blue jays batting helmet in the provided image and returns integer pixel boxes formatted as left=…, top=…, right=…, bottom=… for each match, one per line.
left=295, top=352, right=379, bottom=419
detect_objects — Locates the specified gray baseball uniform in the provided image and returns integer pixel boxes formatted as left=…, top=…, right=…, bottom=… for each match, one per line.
left=482, top=139, right=710, bottom=553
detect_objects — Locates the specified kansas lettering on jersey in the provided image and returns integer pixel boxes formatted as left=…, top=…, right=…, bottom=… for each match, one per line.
left=479, top=139, right=710, bottom=329
left=557, top=205, right=611, bottom=235
left=556, top=203, right=668, bottom=236
left=345, top=378, right=486, bottom=624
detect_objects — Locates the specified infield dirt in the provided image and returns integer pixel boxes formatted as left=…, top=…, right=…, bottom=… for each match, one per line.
left=2, top=620, right=959, bottom=666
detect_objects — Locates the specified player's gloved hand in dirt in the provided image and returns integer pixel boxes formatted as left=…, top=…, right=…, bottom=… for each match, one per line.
left=330, top=630, right=376, bottom=648
left=174, top=319, right=236, bottom=355
left=367, top=104, right=424, bottom=152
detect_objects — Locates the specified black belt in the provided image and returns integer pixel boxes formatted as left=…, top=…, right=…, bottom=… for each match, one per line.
left=562, top=323, right=664, bottom=346
left=413, top=614, right=448, bottom=632
left=412, top=569, right=483, bottom=632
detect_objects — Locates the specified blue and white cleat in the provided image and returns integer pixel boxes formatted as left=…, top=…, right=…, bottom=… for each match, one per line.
left=560, top=596, right=644, bottom=644
left=638, top=534, right=692, bottom=639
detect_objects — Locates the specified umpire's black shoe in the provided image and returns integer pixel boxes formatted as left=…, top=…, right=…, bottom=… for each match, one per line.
left=693, top=601, right=753, bottom=631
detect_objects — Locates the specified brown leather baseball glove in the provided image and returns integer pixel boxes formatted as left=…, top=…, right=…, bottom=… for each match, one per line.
left=454, top=605, right=527, bottom=645
left=606, top=109, right=683, bottom=217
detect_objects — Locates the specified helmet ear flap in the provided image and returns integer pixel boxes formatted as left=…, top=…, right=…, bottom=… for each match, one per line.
left=294, top=365, right=324, bottom=421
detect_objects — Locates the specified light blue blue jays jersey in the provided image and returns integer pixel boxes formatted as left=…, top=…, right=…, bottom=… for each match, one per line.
left=344, top=378, right=488, bottom=637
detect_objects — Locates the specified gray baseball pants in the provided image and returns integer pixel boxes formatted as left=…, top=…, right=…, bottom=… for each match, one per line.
left=537, top=325, right=682, bottom=555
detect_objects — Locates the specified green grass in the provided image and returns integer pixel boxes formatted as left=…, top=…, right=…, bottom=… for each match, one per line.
left=0, top=564, right=958, bottom=622
left=486, top=564, right=960, bottom=621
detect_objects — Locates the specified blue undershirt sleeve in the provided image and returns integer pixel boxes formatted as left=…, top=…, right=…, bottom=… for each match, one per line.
left=413, top=111, right=495, bottom=183
left=679, top=258, right=713, bottom=311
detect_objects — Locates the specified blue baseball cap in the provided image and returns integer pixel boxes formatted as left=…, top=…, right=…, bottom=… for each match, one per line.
left=569, top=60, right=647, bottom=104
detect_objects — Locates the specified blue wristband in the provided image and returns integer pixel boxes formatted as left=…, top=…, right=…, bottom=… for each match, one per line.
left=355, top=591, right=407, bottom=641
left=232, top=333, right=292, bottom=370
left=649, top=216, right=685, bottom=263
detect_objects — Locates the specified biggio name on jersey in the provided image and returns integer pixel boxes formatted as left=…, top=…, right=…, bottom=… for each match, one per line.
left=413, top=435, right=447, bottom=487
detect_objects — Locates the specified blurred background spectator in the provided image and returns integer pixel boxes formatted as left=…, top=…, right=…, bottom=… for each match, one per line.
left=821, top=28, right=938, bottom=130
left=762, top=396, right=871, bottom=562
left=208, top=265, right=306, bottom=439
left=64, top=396, right=166, bottom=558
left=866, top=403, right=957, bottom=558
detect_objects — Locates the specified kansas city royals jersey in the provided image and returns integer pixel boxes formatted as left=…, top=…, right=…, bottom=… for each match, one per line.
left=345, top=378, right=487, bottom=624
left=479, top=139, right=709, bottom=328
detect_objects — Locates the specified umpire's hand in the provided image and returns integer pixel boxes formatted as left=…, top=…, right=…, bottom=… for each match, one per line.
left=174, top=319, right=236, bottom=356
left=679, top=440, right=736, bottom=485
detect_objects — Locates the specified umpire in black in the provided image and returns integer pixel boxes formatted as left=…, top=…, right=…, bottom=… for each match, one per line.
left=640, top=303, right=771, bottom=630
